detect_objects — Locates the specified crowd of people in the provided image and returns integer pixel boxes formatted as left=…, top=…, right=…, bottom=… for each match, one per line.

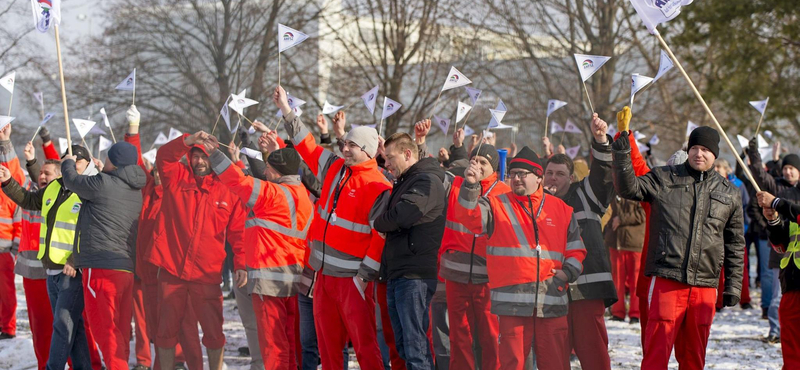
left=0, top=86, right=796, bottom=370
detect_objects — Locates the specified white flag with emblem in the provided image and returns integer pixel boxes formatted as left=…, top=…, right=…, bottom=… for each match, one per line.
left=441, top=66, right=472, bottom=91
left=115, top=69, right=136, bottom=91
left=240, top=148, right=263, bottom=161
left=550, top=122, right=564, bottom=134
left=99, top=107, right=111, bottom=128
left=168, top=128, right=183, bottom=141
left=564, top=120, right=582, bottom=134
left=153, top=132, right=169, bottom=146
left=220, top=96, right=232, bottom=129
left=463, top=125, right=475, bottom=136
left=434, top=116, right=450, bottom=134
left=547, top=99, right=567, bottom=117
left=142, top=148, right=157, bottom=165
left=381, top=97, right=402, bottom=120
left=73, top=119, right=96, bottom=139
left=653, top=50, right=674, bottom=82
left=630, top=0, right=695, bottom=35
left=465, top=87, right=481, bottom=105
left=758, top=134, right=769, bottom=149
left=33, top=92, right=43, bottom=105
left=649, top=134, right=660, bottom=145
left=630, top=73, right=654, bottom=105
left=565, top=145, right=581, bottom=159
left=455, top=102, right=471, bottom=124
left=59, top=138, right=69, bottom=154
left=574, top=54, right=611, bottom=82
left=487, top=109, right=511, bottom=129
left=686, top=120, right=698, bottom=137
left=322, top=101, right=344, bottom=115
left=0, top=116, right=14, bottom=131
left=749, top=98, right=769, bottom=115
left=361, top=86, right=379, bottom=115
left=31, top=0, right=61, bottom=32
left=278, top=24, right=309, bottom=53
left=98, top=136, right=112, bottom=152
left=0, top=72, right=15, bottom=94
left=40, top=113, right=54, bottom=126
left=228, top=90, right=258, bottom=116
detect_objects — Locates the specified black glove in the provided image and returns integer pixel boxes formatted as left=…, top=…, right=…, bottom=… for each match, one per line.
left=39, top=127, right=51, bottom=143
left=238, top=127, right=250, bottom=147
left=722, top=293, right=740, bottom=307
left=748, top=137, right=758, bottom=154
left=611, top=131, right=631, bottom=152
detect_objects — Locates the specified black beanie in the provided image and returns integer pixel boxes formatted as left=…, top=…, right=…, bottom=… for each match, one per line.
left=108, top=142, right=139, bottom=167
left=470, top=144, right=499, bottom=172
left=782, top=154, right=800, bottom=172
left=62, top=145, right=91, bottom=162
left=687, top=126, right=720, bottom=158
left=267, top=148, right=302, bottom=176
left=508, top=146, right=544, bottom=177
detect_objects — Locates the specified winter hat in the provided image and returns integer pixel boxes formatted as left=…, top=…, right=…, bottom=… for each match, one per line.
left=687, top=126, right=720, bottom=158
left=62, top=145, right=91, bottom=162
left=267, top=148, right=302, bottom=176
left=781, top=154, right=800, bottom=172
left=470, top=144, right=499, bottom=172
left=667, top=150, right=688, bottom=166
left=108, top=142, right=139, bottom=167
left=508, top=146, right=543, bottom=177
left=343, top=126, right=379, bottom=158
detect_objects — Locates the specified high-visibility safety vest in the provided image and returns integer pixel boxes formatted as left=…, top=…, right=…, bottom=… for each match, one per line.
left=38, top=181, right=81, bottom=265
left=782, top=222, right=800, bottom=270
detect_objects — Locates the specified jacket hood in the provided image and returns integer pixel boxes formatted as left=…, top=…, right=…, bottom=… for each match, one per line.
left=403, top=157, right=445, bottom=182
left=111, top=165, right=147, bottom=190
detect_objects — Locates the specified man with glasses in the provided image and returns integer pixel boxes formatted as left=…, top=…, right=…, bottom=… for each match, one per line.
left=453, top=146, right=587, bottom=370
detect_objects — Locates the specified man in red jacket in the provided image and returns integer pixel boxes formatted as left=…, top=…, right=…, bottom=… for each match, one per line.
left=150, top=132, right=246, bottom=370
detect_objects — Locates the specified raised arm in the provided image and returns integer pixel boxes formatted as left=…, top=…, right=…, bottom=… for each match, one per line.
left=60, top=159, right=104, bottom=200
left=581, top=114, right=613, bottom=212
left=450, top=160, right=495, bottom=236
left=612, top=131, right=661, bottom=202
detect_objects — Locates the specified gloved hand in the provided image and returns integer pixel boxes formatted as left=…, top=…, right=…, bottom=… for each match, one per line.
left=39, top=126, right=51, bottom=143
left=616, top=106, right=632, bottom=134
left=611, top=130, right=631, bottom=152
left=748, top=137, right=758, bottom=155
left=722, top=293, right=740, bottom=307
left=126, top=105, right=140, bottom=126
left=238, top=127, right=250, bottom=146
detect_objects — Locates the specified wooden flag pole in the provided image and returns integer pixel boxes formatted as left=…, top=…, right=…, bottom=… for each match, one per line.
left=108, top=126, right=117, bottom=143
left=278, top=53, right=282, bottom=87
left=210, top=111, right=222, bottom=136
left=30, top=126, right=43, bottom=143
left=754, top=109, right=767, bottom=137
left=7, top=93, right=13, bottom=116
left=581, top=80, right=595, bottom=114
left=654, top=30, right=760, bottom=192
left=54, top=25, right=73, bottom=156
left=427, top=90, right=444, bottom=121
left=132, top=78, right=136, bottom=105
left=544, top=116, right=550, bottom=138
left=378, top=118, right=385, bottom=137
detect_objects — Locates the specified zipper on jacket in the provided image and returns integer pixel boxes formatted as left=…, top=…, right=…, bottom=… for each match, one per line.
left=321, top=167, right=352, bottom=273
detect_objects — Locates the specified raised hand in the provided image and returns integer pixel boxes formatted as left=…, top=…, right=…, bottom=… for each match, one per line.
left=273, top=86, right=291, bottom=115
left=184, top=131, right=209, bottom=146
left=0, top=166, right=11, bottom=183
left=414, top=119, right=432, bottom=142
left=332, top=111, right=346, bottom=140
left=316, top=114, right=329, bottom=135
left=23, top=142, right=35, bottom=162
left=0, top=123, right=11, bottom=141
left=250, top=120, right=268, bottom=133
left=591, top=113, right=609, bottom=144
left=616, top=106, right=632, bottom=133
left=453, top=128, right=465, bottom=148
left=127, top=105, right=141, bottom=126
left=226, top=138, right=239, bottom=161
left=438, top=148, right=449, bottom=163
left=465, top=158, right=481, bottom=184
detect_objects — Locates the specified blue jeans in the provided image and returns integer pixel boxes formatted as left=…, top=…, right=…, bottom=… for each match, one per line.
left=387, top=278, right=437, bottom=370
left=298, top=293, right=348, bottom=370
left=46, top=272, right=92, bottom=370
left=768, top=268, right=782, bottom=337
left=757, top=239, right=774, bottom=308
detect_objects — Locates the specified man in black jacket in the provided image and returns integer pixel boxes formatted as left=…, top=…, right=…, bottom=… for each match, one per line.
left=613, top=125, right=744, bottom=370
left=374, top=131, right=446, bottom=370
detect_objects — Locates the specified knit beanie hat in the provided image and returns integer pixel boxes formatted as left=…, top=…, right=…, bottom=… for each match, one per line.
left=687, top=126, right=720, bottom=158
left=782, top=154, right=800, bottom=172
left=108, top=142, right=139, bottom=167
left=508, top=146, right=544, bottom=177
left=62, top=145, right=92, bottom=162
left=344, top=126, right=379, bottom=158
left=267, top=148, right=302, bottom=176
left=470, top=144, right=499, bottom=172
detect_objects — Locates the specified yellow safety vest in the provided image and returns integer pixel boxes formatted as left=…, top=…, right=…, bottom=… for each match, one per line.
left=37, top=181, right=82, bottom=265
left=781, top=222, right=800, bottom=270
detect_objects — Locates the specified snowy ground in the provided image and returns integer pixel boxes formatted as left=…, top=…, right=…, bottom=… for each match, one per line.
left=0, top=274, right=785, bottom=370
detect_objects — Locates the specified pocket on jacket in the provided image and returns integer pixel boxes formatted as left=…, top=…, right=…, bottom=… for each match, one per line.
left=655, top=231, right=684, bottom=268
left=707, top=192, right=730, bottom=227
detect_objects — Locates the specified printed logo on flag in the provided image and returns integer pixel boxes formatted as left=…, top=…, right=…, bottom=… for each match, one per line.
left=369, top=94, right=375, bottom=101
left=449, top=74, right=459, bottom=82
left=582, top=59, right=594, bottom=69
left=283, top=32, right=294, bottom=41
left=387, top=103, right=394, bottom=110
left=126, top=78, right=133, bottom=86
left=36, top=0, right=54, bottom=32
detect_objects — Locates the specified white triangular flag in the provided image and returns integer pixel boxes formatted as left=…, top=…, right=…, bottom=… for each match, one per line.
left=220, top=96, right=232, bottom=129
left=33, top=92, right=43, bottom=105
left=487, top=109, right=510, bottom=129
left=40, top=113, right=54, bottom=126
left=441, top=66, right=472, bottom=91
left=381, top=97, right=402, bottom=120
left=98, top=136, right=112, bottom=152
left=361, top=86, right=379, bottom=115
left=736, top=135, right=749, bottom=150
left=248, top=126, right=256, bottom=135
left=31, top=0, right=61, bottom=32
left=565, top=145, right=581, bottom=159
left=168, top=128, right=182, bottom=141
left=0, top=116, right=14, bottom=130
left=574, top=54, right=611, bottom=82
left=564, top=119, right=582, bottom=134
left=286, top=94, right=306, bottom=110
left=547, top=99, right=568, bottom=117
left=278, top=24, right=309, bottom=53
left=228, top=92, right=258, bottom=116
left=653, top=50, right=674, bottom=82
left=764, top=130, right=773, bottom=139
left=488, top=100, right=508, bottom=128
left=142, top=148, right=157, bottom=165
left=686, top=121, right=699, bottom=137
left=322, top=101, right=344, bottom=115
left=463, top=125, right=475, bottom=136
left=72, top=119, right=96, bottom=139
left=749, top=98, right=769, bottom=115
left=89, top=124, right=106, bottom=136
left=58, top=138, right=69, bottom=154
left=240, top=148, right=263, bottom=161
left=229, top=116, right=240, bottom=134
left=551, top=122, right=565, bottom=134
left=434, top=116, right=450, bottom=134
left=465, top=87, right=481, bottom=105
left=649, top=134, right=660, bottom=145
left=634, top=131, right=647, bottom=141
left=99, top=107, right=111, bottom=128
left=455, top=102, right=472, bottom=124
left=758, top=134, right=769, bottom=148
left=153, top=132, right=169, bottom=146
left=630, top=0, right=695, bottom=35
left=0, top=72, right=15, bottom=94
left=630, top=73, right=654, bottom=105
left=115, top=69, right=136, bottom=91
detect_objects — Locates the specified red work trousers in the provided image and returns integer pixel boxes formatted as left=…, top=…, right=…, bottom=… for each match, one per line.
left=252, top=295, right=298, bottom=370
left=156, top=271, right=225, bottom=350
left=23, top=278, right=52, bottom=370
left=636, top=275, right=651, bottom=348
left=641, top=277, right=716, bottom=370
left=83, top=268, right=134, bottom=370
left=133, top=280, right=152, bottom=367
left=609, top=249, right=641, bottom=319
left=568, top=299, right=610, bottom=370
left=0, top=253, right=16, bottom=336
left=376, top=281, right=407, bottom=370
left=498, top=314, right=569, bottom=370
left=780, top=291, right=800, bottom=369
left=313, top=273, right=383, bottom=370
left=445, top=280, right=499, bottom=370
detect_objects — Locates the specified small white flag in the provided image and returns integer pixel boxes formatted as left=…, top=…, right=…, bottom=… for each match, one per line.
left=275, top=93, right=307, bottom=117
left=248, top=126, right=256, bottom=135
left=488, top=100, right=508, bottom=128
left=220, top=96, right=232, bottom=129
left=0, top=116, right=14, bottom=130
left=686, top=120, right=699, bottom=137
left=322, top=101, right=344, bottom=115
left=240, top=148, right=263, bottom=161
left=153, top=132, right=169, bottom=146
left=33, top=92, right=43, bottom=105
left=630, top=0, right=695, bottom=35
left=487, top=109, right=511, bottom=129
left=381, top=97, right=402, bottom=120
left=441, top=66, right=472, bottom=91
left=630, top=73, right=654, bottom=106
left=99, top=107, right=111, bottom=128
left=361, top=86, right=379, bottom=115
left=634, top=131, right=647, bottom=141
left=758, top=134, right=769, bottom=149
left=574, top=54, right=611, bottom=82
left=142, top=148, right=158, bottom=165
left=168, top=128, right=183, bottom=141
left=463, top=125, right=475, bottom=136
left=551, top=122, right=565, bottom=134
left=564, top=120, right=583, bottom=134
left=275, top=106, right=304, bottom=118
left=31, top=0, right=61, bottom=33
left=40, top=113, right=54, bottom=126
left=455, top=102, right=472, bottom=124
left=72, top=119, right=97, bottom=139
left=749, top=97, right=769, bottom=115
left=228, top=91, right=258, bottom=116
left=465, top=87, right=482, bottom=105
left=764, top=130, right=773, bottom=139
left=278, top=24, right=309, bottom=52
left=649, top=134, right=660, bottom=145
left=736, top=135, right=749, bottom=150
left=0, top=72, right=15, bottom=94
left=653, top=50, right=674, bottom=82
left=98, top=136, right=112, bottom=152
left=115, top=69, right=136, bottom=91
left=434, top=115, right=451, bottom=134
left=637, top=141, right=650, bottom=153
left=565, top=145, right=581, bottom=159
left=58, top=138, right=69, bottom=154
left=547, top=99, right=567, bottom=117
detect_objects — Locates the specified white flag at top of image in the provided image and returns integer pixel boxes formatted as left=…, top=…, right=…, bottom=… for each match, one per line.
left=630, top=0, right=695, bottom=35
left=441, top=66, right=472, bottom=91
left=749, top=98, right=769, bottom=115
left=547, top=99, right=567, bottom=117
left=115, top=69, right=136, bottom=91
left=0, top=72, right=15, bottom=94
left=381, top=97, right=402, bottom=120
left=361, top=86, right=379, bottom=115
left=278, top=24, right=309, bottom=52
left=574, top=54, right=611, bottom=82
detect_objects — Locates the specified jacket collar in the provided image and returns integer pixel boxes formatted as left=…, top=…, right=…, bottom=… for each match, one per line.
left=480, top=172, right=499, bottom=190
left=511, top=184, right=544, bottom=206
left=347, top=157, right=379, bottom=173
left=683, top=161, right=712, bottom=182
left=274, top=175, right=301, bottom=185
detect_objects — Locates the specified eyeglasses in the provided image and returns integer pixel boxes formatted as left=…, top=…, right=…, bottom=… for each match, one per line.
left=508, top=171, right=533, bottom=179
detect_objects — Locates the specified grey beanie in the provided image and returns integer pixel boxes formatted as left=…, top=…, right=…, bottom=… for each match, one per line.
left=344, top=126, right=379, bottom=158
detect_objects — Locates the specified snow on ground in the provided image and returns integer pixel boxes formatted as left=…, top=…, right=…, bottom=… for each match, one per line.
left=0, top=275, right=785, bottom=370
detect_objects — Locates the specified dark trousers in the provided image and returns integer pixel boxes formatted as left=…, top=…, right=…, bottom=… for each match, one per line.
left=46, top=272, right=92, bottom=370
left=387, top=278, right=437, bottom=370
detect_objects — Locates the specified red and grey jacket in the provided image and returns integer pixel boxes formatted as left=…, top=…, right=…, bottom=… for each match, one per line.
left=0, top=140, right=25, bottom=255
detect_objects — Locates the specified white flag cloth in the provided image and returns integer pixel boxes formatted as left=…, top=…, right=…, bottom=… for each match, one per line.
left=72, top=119, right=97, bottom=139
left=350, top=123, right=377, bottom=129
left=550, top=122, right=565, bottom=134
left=58, top=138, right=69, bottom=154
left=228, top=91, right=258, bottom=116
left=98, top=136, right=112, bottom=152
left=482, top=130, right=494, bottom=139
left=361, top=86, right=379, bottom=115
left=574, top=54, right=611, bottom=82
left=278, top=24, right=309, bottom=53
left=488, top=100, right=508, bottom=128
left=758, top=134, right=769, bottom=149
left=649, top=134, right=660, bottom=145
left=455, top=102, right=472, bottom=124
left=637, top=141, right=650, bottom=153
left=608, top=124, right=618, bottom=137
left=434, top=116, right=451, bottom=134
left=465, top=87, right=481, bottom=105
left=564, top=120, right=582, bottom=134
left=547, top=99, right=567, bottom=117
left=565, top=145, right=581, bottom=159
left=89, top=124, right=106, bottom=136
left=33, top=92, right=43, bottom=105
left=634, top=131, right=647, bottom=141
left=736, top=135, right=749, bottom=150
left=248, top=126, right=257, bottom=135
left=653, top=50, right=674, bottom=82
left=764, top=130, right=773, bottom=139
left=749, top=98, right=769, bottom=115
left=275, top=106, right=304, bottom=118
left=686, top=121, right=699, bottom=137
left=40, top=113, right=54, bottom=126
left=153, top=132, right=169, bottom=146
left=0, top=116, right=14, bottom=131
left=286, top=94, right=306, bottom=110
left=142, top=148, right=158, bottom=165
left=220, top=96, right=232, bottom=129
left=31, top=0, right=61, bottom=33
left=487, top=109, right=511, bottom=129
left=381, top=97, right=401, bottom=120
left=322, top=101, right=344, bottom=115
left=240, top=148, right=263, bottom=161
left=630, top=0, right=695, bottom=35
left=630, top=73, right=654, bottom=105
left=99, top=107, right=111, bottom=128
left=463, top=125, right=475, bottom=136
left=168, top=128, right=183, bottom=141
left=441, top=66, right=472, bottom=91
left=115, top=69, right=136, bottom=91
left=0, top=72, right=15, bottom=94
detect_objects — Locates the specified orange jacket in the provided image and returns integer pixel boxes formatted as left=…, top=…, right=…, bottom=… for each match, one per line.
left=0, top=141, right=25, bottom=254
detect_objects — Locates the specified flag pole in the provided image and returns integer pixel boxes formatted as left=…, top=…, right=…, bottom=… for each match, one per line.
left=30, top=126, right=43, bottom=143
left=427, top=90, right=444, bottom=120
left=544, top=116, right=549, bottom=138
left=378, top=118, right=385, bottom=137
left=278, top=53, right=281, bottom=87
left=581, top=80, right=595, bottom=114
left=7, top=93, right=12, bottom=116
left=54, top=25, right=73, bottom=156
left=210, top=111, right=222, bottom=136
left=108, top=125, right=117, bottom=143
left=754, top=109, right=767, bottom=137
left=653, top=29, right=760, bottom=192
